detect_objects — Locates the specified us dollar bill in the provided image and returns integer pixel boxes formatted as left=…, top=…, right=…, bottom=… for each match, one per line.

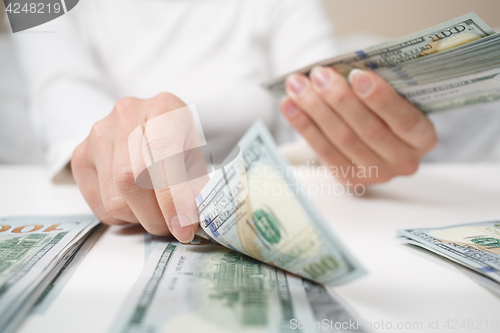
left=398, top=67, right=500, bottom=113
left=262, top=12, right=497, bottom=114
left=195, top=120, right=365, bottom=286
left=0, top=215, right=99, bottom=333
left=397, top=221, right=500, bottom=283
left=29, top=224, right=106, bottom=314
left=375, top=33, right=500, bottom=87
left=113, top=238, right=365, bottom=333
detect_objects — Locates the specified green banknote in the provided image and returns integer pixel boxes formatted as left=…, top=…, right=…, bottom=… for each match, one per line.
left=262, top=12, right=494, bottom=100
left=376, top=33, right=500, bottom=87
left=113, top=238, right=365, bottom=333
left=262, top=12, right=500, bottom=114
left=195, top=120, right=364, bottom=286
left=0, top=215, right=99, bottom=333
left=397, top=67, right=500, bottom=113
left=398, top=221, right=500, bottom=283
left=30, top=224, right=105, bottom=314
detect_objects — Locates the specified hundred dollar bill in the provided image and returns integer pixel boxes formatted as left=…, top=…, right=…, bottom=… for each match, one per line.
left=397, top=67, right=500, bottom=113
left=0, top=215, right=99, bottom=333
left=195, top=120, right=365, bottom=286
left=262, top=12, right=496, bottom=111
left=30, top=224, right=106, bottom=314
left=397, top=221, right=500, bottom=283
left=376, top=33, right=500, bottom=87
left=113, top=239, right=365, bottom=333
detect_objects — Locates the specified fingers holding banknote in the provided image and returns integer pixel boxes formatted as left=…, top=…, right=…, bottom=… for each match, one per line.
left=281, top=67, right=437, bottom=186
left=72, top=93, right=207, bottom=242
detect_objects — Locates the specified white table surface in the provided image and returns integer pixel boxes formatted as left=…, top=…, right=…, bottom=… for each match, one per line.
left=1, top=164, right=499, bottom=333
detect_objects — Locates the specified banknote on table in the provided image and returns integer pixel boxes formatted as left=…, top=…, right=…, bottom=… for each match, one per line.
left=397, top=221, right=500, bottom=284
left=262, top=12, right=500, bottom=114
left=0, top=215, right=100, bottom=333
left=451, top=262, right=500, bottom=298
left=195, top=120, right=365, bottom=286
left=30, top=224, right=106, bottom=314
left=113, top=238, right=366, bottom=333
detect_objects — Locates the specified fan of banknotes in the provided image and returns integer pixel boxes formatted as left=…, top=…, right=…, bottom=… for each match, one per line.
left=263, top=12, right=500, bottom=114
left=0, top=216, right=99, bottom=333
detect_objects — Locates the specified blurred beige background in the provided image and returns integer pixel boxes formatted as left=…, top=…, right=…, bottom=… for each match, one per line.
left=1, top=0, right=500, bottom=35
left=324, top=0, right=500, bottom=38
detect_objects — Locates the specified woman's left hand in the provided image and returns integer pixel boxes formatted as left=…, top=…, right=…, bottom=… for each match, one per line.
left=281, top=67, right=438, bottom=186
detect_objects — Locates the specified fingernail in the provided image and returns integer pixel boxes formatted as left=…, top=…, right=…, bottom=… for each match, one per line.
left=348, top=69, right=373, bottom=97
left=286, top=75, right=306, bottom=96
left=170, top=214, right=194, bottom=243
left=281, top=98, right=299, bottom=117
left=311, top=66, right=331, bottom=91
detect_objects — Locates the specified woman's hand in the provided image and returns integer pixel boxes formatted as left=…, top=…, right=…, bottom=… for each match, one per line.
left=281, top=67, right=438, bottom=186
left=72, top=93, right=207, bottom=242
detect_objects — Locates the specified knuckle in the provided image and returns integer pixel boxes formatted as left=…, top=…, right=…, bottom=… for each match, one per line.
left=114, top=164, right=137, bottom=191
left=114, top=97, right=138, bottom=116
left=90, top=120, right=108, bottom=140
left=152, top=92, right=186, bottom=111
left=336, top=129, right=358, bottom=148
left=399, top=113, right=421, bottom=135
left=364, top=122, right=388, bottom=142
left=104, top=196, right=133, bottom=219
left=154, top=92, right=177, bottom=103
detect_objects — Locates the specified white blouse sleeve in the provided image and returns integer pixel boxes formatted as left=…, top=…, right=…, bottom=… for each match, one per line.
left=266, top=0, right=338, bottom=77
left=265, top=0, right=338, bottom=158
left=12, top=9, right=115, bottom=182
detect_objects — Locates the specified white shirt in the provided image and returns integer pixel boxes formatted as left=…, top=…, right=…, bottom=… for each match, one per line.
left=11, top=0, right=337, bottom=180
left=9, top=1, right=500, bottom=181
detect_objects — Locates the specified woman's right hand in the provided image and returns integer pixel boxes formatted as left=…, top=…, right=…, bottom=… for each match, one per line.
left=71, top=93, right=207, bottom=243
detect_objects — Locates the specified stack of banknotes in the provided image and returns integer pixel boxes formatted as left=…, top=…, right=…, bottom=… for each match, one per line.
left=112, top=237, right=366, bottom=333
left=263, top=12, right=500, bottom=114
left=0, top=215, right=99, bottom=333
left=398, top=221, right=500, bottom=286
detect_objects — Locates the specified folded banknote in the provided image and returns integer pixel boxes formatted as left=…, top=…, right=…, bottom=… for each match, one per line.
left=195, top=120, right=365, bottom=286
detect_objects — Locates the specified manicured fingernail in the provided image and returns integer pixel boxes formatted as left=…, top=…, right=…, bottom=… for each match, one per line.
left=286, top=75, right=306, bottom=96
left=170, top=214, right=194, bottom=243
left=281, top=98, right=299, bottom=117
left=311, top=66, right=331, bottom=91
left=348, top=69, right=373, bottom=97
